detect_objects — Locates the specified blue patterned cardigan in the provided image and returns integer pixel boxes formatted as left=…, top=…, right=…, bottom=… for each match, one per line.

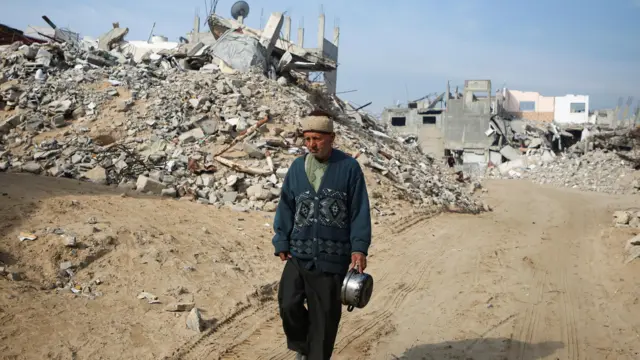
left=272, top=149, right=372, bottom=275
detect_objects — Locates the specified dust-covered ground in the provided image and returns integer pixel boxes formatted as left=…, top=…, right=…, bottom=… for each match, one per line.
left=1, top=174, right=639, bottom=360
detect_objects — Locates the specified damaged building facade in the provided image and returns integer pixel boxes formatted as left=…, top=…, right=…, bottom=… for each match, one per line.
left=185, top=8, right=339, bottom=94
left=383, top=80, right=500, bottom=168
left=383, top=79, right=639, bottom=172
left=380, top=93, right=446, bottom=156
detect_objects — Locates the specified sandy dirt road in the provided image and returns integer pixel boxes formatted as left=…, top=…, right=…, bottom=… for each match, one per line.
left=1, top=174, right=639, bottom=359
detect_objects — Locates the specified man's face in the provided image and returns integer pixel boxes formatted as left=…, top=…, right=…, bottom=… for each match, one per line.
left=304, top=131, right=335, bottom=160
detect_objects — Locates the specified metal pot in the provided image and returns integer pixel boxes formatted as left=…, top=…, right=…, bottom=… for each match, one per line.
left=341, top=268, right=374, bottom=312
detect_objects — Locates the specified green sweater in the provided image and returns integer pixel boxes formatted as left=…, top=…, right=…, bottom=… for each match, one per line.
left=272, top=149, right=372, bottom=275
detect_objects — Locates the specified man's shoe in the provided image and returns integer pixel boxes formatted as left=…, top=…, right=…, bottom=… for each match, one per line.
left=295, top=353, right=308, bottom=360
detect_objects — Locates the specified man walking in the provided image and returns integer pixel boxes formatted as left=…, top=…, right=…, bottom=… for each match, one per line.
left=272, top=111, right=372, bottom=360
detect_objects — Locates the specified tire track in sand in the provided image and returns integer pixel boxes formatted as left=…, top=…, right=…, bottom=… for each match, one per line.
left=333, top=238, right=451, bottom=356
left=164, top=298, right=276, bottom=360
left=219, top=220, right=448, bottom=360
left=514, top=270, right=547, bottom=360
left=561, top=269, right=580, bottom=360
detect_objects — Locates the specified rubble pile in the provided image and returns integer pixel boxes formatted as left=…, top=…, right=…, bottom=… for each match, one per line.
left=488, top=122, right=640, bottom=195
left=489, top=149, right=639, bottom=194
left=0, top=42, right=483, bottom=215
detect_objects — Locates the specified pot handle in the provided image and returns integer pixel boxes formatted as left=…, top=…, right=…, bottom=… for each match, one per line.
left=347, top=305, right=354, bottom=312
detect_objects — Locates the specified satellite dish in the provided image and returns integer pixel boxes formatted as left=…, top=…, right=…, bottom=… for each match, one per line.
left=231, top=1, right=250, bottom=21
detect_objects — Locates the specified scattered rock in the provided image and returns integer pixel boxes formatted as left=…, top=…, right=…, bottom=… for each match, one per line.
left=263, top=202, right=278, bottom=212
left=82, top=166, right=108, bottom=185
left=18, top=232, right=37, bottom=242
left=136, top=175, right=165, bottom=194
left=179, top=128, right=205, bottom=143
left=613, top=211, right=631, bottom=227
left=624, top=234, right=640, bottom=264
left=137, top=291, right=160, bottom=304
left=7, top=272, right=22, bottom=281
left=61, top=234, right=77, bottom=247
left=21, top=162, right=41, bottom=174
left=186, top=308, right=204, bottom=332
left=242, top=142, right=265, bottom=159
left=59, top=261, right=74, bottom=270
left=165, top=302, right=196, bottom=312
left=161, top=188, right=177, bottom=197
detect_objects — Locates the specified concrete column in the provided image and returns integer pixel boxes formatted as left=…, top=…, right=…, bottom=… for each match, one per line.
left=284, top=16, right=291, bottom=42
left=317, top=13, right=325, bottom=56
left=193, top=15, right=200, bottom=43
left=324, top=25, right=339, bottom=95
left=297, top=26, right=304, bottom=47
left=260, top=13, right=284, bottom=59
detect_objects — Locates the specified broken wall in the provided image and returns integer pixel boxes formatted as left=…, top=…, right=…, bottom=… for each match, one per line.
left=443, top=98, right=494, bottom=152
left=382, top=107, right=445, bottom=157
left=503, top=89, right=555, bottom=122
left=589, top=109, right=616, bottom=127
left=555, top=94, right=590, bottom=124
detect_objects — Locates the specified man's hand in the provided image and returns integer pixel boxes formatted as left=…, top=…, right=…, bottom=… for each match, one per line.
left=278, top=252, right=292, bottom=261
left=350, top=252, right=367, bottom=273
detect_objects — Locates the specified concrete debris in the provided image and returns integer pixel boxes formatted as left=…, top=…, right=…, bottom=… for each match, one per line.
left=165, top=302, right=196, bottom=312
left=61, top=234, right=77, bottom=247
left=481, top=110, right=640, bottom=195
left=98, top=27, right=129, bottom=51
left=186, top=307, right=204, bottom=332
left=488, top=148, right=639, bottom=195
left=59, top=261, right=74, bottom=270
left=613, top=210, right=640, bottom=228
left=136, top=176, right=165, bottom=194
left=137, top=291, right=160, bottom=304
left=0, top=27, right=484, bottom=216
left=624, top=234, right=640, bottom=264
left=82, top=166, right=108, bottom=185
left=18, top=232, right=37, bottom=242
left=210, top=32, right=267, bottom=73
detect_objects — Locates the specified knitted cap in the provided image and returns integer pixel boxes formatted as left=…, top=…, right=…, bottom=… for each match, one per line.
left=301, top=115, right=334, bottom=133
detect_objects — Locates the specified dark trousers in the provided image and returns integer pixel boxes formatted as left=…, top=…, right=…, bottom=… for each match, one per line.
left=278, top=258, right=344, bottom=360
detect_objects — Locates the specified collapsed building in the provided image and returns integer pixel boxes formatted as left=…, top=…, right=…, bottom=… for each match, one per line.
left=382, top=79, right=640, bottom=182
left=0, top=4, right=485, bottom=215
left=383, top=80, right=500, bottom=171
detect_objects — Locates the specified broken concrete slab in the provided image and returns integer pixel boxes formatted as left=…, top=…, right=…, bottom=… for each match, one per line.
left=98, top=27, right=129, bottom=51
left=242, top=142, right=265, bottom=159
left=179, top=128, right=205, bottom=143
left=136, top=175, right=165, bottom=194
left=246, top=184, right=272, bottom=200
left=0, top=114, right=23, bottom=133
left=499, top=145, right=522, bottom=161
left=21, top=162, right=42, bottom=174
left=186, top=308, right=204, bottom=332
left=260, top=13, right=284, bottom=59
left=193, top=116, right=218, bottom=135
left=165, top=302, right=196, bottom=312
left=277, top=51, right=293, bottom=72
left=35, top=48, right=52, bottom=67
left=186, top=42, right=205, bottom=56
left=210, top=32, right=267, bottom=73
left=51, top=114, right=66, bottom=128
left=498, top=158, right=527, bottom=175
left=82, top=166, right=108, bottom=185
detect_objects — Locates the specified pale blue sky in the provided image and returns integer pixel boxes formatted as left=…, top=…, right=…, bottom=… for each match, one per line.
left=2, top=0, right=639, bottom=113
